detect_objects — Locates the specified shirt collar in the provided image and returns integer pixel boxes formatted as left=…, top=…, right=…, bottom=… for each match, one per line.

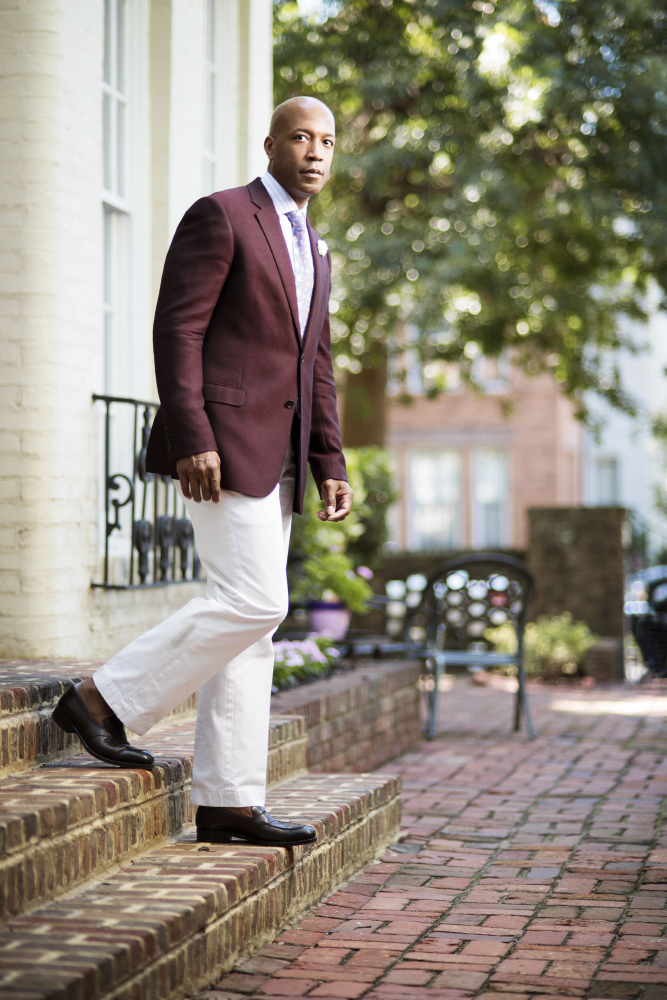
left=261, top=171, right=308, bottom=218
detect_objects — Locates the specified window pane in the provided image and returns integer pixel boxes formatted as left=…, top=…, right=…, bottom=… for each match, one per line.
left=595, top=458, right=618, bottom=505
left=102, top=93, right=112, bottom=190
left=474, top=449, right=505, bottom=504
left=103, top=0, right=112, bottom=85
left=473, top=449, right=507, bottom=548
left=103, top=208, right=113, bottom=306
left=116, top=0, right=125, bottom=93
left=116, top=100, right=125, bottom=196
left=482, top=504, right=501, bottom=547
left=104, top=312, right=114, bottom=394
left=206, top=70, right=215, bottom=153
left=207, top=0, right=216, bottom=63
left=409, top=451, right=461, bottom=550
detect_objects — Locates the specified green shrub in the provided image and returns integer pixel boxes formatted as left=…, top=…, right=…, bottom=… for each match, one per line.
left=346, top=448, right=399, bottom=570
left=485, top=613, right=598, bottom=680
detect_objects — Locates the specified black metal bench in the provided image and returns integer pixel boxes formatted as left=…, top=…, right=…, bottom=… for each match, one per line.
left=405, top=552, right=537, bottom=740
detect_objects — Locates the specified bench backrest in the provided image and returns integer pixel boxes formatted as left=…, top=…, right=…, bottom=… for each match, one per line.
left=407, top=552, right=536, bottom=655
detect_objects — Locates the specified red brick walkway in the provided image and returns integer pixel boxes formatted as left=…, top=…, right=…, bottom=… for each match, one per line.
left=199, top=674, right=667, bottom=1000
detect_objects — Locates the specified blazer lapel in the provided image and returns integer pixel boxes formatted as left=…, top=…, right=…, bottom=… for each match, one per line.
left=303, top=222, right=328, bottom=341
left=302, top=222, right=325, bottom=348
left=249, top=179, right=301, bottom=345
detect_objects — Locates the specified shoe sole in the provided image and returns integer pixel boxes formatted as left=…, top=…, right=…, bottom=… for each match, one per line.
left=196, top=828, right=317, bottom=846
left=52, top=706, right=154, bottom=771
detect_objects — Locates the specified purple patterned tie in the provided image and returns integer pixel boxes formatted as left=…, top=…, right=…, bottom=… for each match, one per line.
left=286, top=210, right=314, bottom=337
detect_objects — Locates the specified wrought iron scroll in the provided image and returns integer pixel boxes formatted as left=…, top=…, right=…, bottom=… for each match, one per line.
left=93, top=394, right=201, bottom=589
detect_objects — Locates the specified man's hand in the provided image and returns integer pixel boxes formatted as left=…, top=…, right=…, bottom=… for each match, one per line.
left=318, top=479, right=353, bottom=522
left=176, top=451, right=221, bottom=503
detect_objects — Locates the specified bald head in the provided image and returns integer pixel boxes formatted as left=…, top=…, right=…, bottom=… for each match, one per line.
left=270, top=96, right=335, bottom=137
left=264, top=97, right=336, bottom=208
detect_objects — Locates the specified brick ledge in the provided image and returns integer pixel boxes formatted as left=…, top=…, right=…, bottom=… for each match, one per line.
left=0, top=772, right=401, bottom=999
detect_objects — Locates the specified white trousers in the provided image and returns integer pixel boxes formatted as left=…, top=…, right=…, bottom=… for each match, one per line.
left=93, top=447, right=295, bottom=807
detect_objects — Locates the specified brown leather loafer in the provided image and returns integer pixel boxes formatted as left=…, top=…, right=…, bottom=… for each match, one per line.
left=196, top=806, right=317, bottom=846
left=52, top=684, right=154, bottom=770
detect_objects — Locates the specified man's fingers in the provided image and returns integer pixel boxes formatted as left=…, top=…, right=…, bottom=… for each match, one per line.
left=179, top=472, right=192, bottom=500
left=210, top=466, right=222, bottom=504
left=322, top=484, right=336, bottom=513
left=319, top=480, right=353, bottom=521
left=328, top=493, right=352, bottom=521
left=177, top=452, right=221, bottom=503
left=190, top=475, right=202, bottom=503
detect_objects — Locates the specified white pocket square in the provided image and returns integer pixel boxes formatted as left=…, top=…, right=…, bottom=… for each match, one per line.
left=317, top=239, right=329, bottom=257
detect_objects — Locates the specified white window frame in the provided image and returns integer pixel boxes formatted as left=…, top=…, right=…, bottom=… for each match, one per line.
left=408, top=449, right=463, bottom=551
left=203, top=0, right=220, bottom=193
left=103, top=0, right=129, bottom=209
left=471, top=448, right=509, bottom=548
left=99, top=0, right=151, bottom=572
left=594, top=456, right=619, bottom=506
left=101, top=0, right=150, bottom=400
left=102, top=0, right=130, bottom=400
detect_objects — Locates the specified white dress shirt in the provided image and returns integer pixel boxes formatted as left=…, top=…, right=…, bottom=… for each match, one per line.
left=261, top=171, right=314, bottom=283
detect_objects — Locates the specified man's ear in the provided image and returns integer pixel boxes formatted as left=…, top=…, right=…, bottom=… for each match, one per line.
left=264, top=135, right=274, bottom=160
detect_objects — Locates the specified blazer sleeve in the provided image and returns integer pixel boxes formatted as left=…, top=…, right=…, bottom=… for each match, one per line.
left=153, top=195, right=233, bottom=461
left=308, top=290, right=348, bottom=488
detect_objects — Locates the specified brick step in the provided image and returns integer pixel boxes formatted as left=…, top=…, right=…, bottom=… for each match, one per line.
left=0, top=771, right=400, bottom=999
left=0, top=712, right=306, bottom=923
left=0, top=658, right=422, bottom=780
left=0, top=662, right=203, bottom=777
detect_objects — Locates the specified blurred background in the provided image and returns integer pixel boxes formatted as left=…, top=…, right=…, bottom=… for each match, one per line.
left=1, top=0, right=666, bottom=681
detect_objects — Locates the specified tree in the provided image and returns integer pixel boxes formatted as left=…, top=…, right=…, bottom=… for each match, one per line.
left=274, top=0, right=667, bottom=439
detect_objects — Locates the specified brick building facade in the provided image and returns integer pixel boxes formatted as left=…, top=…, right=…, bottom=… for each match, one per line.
left=387, top=362, right=582, bottom=552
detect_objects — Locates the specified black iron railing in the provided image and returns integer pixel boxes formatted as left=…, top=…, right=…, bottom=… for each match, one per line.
left=93, top=394, right=201, bottom=589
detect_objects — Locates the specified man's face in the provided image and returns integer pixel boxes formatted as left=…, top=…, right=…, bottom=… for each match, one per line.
left=265, top=101, right=335, bottom=206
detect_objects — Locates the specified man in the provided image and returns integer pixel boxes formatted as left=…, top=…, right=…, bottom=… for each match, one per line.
left=52, top=97, right=352, bottom=847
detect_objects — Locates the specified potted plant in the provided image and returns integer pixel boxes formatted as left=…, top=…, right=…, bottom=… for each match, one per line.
left=298, top=552, right=373, bottom=638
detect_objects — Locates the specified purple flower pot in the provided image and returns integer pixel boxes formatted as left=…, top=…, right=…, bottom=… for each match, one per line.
left=309, top=602, right=351, bottom=640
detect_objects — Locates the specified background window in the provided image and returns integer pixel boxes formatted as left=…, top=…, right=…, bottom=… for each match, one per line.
left=471, top=353, right=511, bottom=394
left=594, top=457, right=618, bottom=505
left=473, top=449, right=508, bottom=548
left=103, top=0, right=127, bottom=201
left=102, top=0, right=129, bottom=396
left=203, top=0, right=220, bottom=192
left=408, top=450, right=461, bottom=550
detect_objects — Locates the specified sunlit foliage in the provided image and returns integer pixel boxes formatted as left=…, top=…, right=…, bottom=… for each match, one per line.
left=274, top=0, right=667, bottom=418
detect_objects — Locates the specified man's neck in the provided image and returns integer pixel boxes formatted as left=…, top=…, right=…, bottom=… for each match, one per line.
left=267, top=168, right=309, bottom=210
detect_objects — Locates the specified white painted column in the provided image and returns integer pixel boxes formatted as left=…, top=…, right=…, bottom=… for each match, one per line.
left=238, top=0, right=274, bottom=184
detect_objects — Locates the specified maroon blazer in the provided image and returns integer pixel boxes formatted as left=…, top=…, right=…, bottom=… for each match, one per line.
left=145, top=177, right=346, bottom=514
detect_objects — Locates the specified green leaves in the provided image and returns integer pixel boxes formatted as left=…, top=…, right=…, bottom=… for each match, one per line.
left=487, top=612, right=598, bottom=679
left=274, top=0, right=667, bottom=418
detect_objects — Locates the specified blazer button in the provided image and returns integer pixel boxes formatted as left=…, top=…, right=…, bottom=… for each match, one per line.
left=301, top=354, right=305, bottom=363
left=285, top=400, right=294, bottom=409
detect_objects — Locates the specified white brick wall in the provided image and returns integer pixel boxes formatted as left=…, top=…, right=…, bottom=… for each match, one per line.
left=0, top=0, right=275, bottom=660
left=0, top=0, right=103, bottom=657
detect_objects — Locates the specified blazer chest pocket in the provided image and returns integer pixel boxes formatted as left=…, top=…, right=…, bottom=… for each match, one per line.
left=202, top=382, right=245, bottom=406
